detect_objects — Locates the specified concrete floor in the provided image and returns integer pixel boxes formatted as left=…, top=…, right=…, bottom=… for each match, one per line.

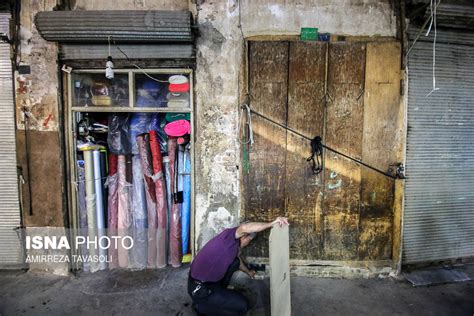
left=0, top=265, right=473, bottom=316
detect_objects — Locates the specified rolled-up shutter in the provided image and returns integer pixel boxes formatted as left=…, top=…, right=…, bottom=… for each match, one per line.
left=35, top=10, right=195, bottom=63
left=35, top=10, right=193, bottom=43
left=0, top=12, right=24, bottom=268
left=403, top=26, right=474, bottom=263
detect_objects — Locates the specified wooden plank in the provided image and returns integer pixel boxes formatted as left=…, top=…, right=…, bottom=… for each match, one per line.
left=392, top=179, right=405, bottom=272
left=269, top=225, right=291, bottom=316
left=322, top=42, right=366, bottom=260
left=285, top=42, right=326, bottom=259
left=359, top=42, right=401, bottom=260
left=244, top=41, right=289, bottom=258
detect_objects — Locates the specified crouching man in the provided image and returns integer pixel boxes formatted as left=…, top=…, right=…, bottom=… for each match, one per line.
left=187, top=217, right=289, bottom=316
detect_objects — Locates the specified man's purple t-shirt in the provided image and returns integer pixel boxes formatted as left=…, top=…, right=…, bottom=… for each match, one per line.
left=190, top=227, right=240, bottom=282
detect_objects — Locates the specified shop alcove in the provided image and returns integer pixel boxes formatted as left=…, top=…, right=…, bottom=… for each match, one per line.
left=65, top=69, right=194, bottom=272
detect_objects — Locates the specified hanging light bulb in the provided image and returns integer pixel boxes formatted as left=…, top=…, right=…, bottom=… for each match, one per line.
left=105, top=55, right=114, bottom=79
left=105, top=36, right=114, bottom=79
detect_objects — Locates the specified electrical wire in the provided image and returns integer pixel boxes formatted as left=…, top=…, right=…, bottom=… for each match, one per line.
left=111, top=37, right=169, bottom=83
left=406, top=0, right=441, bottom=57
left=405, top=0, right=441, bottom=97
left=426, top=0, right=440, bottom=97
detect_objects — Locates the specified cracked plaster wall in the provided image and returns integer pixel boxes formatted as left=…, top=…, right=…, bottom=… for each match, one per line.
left=15, top=0, right=396, bottom=255
left=192, top=0, right=396, bottom=250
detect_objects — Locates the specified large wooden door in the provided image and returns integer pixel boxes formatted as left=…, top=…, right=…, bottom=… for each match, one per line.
left=243, top=41, right=402, bottom=261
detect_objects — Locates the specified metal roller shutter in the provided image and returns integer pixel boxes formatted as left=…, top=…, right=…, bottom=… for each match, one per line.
left=403, top=26, right=474, bottom=263
left=0, top=12, right=23, bottom=268
left=35, top=10, right=193, bottom=43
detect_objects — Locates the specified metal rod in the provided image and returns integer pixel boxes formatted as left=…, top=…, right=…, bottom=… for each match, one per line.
left=23, top=109, right=33, bottom=216
left=248, top=108, right=397, bottom=180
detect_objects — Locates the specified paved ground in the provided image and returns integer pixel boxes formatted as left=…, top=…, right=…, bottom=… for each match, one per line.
left=0, top=264, right=473, bottom=316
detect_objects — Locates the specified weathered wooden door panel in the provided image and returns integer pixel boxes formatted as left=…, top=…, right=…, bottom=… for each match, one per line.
left=322, top=43, right=366, bottom=260
left=244, top=41, right=401, bottom=262
left=245, top=42, right=289, bottom=257
left=358, top=42, right=401, bottom=260
left=286, top=42, right=326, bottom=259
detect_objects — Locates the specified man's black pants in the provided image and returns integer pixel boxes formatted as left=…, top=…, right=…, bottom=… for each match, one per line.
left=188, top=258, right=249, bottom=316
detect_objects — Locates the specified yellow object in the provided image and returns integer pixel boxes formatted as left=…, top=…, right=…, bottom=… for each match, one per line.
left=77, top=144, right=105, bottom=151
left=91, top=95, right=111, bottom=106
left=182, top=253, right=192, bottom=263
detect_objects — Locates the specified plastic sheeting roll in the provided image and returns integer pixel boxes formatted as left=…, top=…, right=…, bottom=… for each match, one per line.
left=182, top=146, right=191, bottom=255
left=149, top=113, right=160, bottom=131
left=130, top=113, right=152, bottom=155
left=117, top=155, right=131, bottom=268
left=136, top=133, right=158, bottom=268
left=76, top=160, right=90, bottom=272
left=177, top=146, right=184, bottom=255
left=163, top=156, right=172, bottom=220
left=93, top=150, right=107, bottom=270
left=108, top=113, right=131, bottom=155
left=163, top=155, right=172, bottom=259
left=107, top=154, right=119, bottom=269
left=83, top=150, right=99, bottom=272
left=99, top=151, right=108, bottom=218
left=150, top=130, right=168, bottom=268
left=167, top=138, right=182, bottom=267
left=109, top=153, right=118, bottom=175
left=131, top=155, right=148, bottom=269
left=150, top=114, right=168, bottom=154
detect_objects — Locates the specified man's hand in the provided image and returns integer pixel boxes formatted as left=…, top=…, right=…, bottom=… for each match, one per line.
left=247, top=270, right=256, bottom=279
left=271, top=217, right=289, bottom=227
left=236, top=217, right=290, bottom=238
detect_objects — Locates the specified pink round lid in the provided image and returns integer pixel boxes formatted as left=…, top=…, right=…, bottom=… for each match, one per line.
left=164, top=119, right=191, bottom=137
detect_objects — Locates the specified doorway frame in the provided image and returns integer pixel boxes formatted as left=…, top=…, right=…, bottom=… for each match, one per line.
left=63, top=68, right=195, bottom=270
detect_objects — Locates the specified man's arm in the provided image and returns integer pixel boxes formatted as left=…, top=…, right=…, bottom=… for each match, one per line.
left=238, top=255, right=255, bottom=278
left=235, top=217, right=289, bottom=238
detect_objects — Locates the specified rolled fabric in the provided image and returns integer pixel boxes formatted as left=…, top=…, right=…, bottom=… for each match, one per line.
left=167, top=138, right=182, bottom=267
left=77, top=160, right=90, bottom=272
left=167, top=100, right=190, bottom=108
left=166, top=92, right=190, bottom=101
left=177, top=135, right=190, bottom=145
left=149, top=113, right=160, bottom=131
left=107, top=153, right=119, bottom=269
left=93, top=150, right=107, bottom=270
left=136, top=133, right=158, bottom=268
left=83, top=150, right=99, bottom=273
left=164, top=120, right=191, bottom=137
left=131, top=155, right=148, bottom=269
left=162, top=155, right=172, bottom=258
left=130, top=113, right=152, bottom=155
left=99, top=151, right=108, bottom=217
left=149, top=114, right=168, bottom=154
left=108, top=113, right=131, bottom=155
left=168, top=75, right=188, bottom=85
left=168, top=82, right=189, bottom=93
left=182, top=147, right=191, bottom=255
left=165, top=113, right=191, bottom=123
left=117, top=155, right=131, bottom=268
left=150, top=130, right=169, bottom=268
left=109, top=153, right=118, bottom=175
left=177, top=146, right=185, bottom=255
